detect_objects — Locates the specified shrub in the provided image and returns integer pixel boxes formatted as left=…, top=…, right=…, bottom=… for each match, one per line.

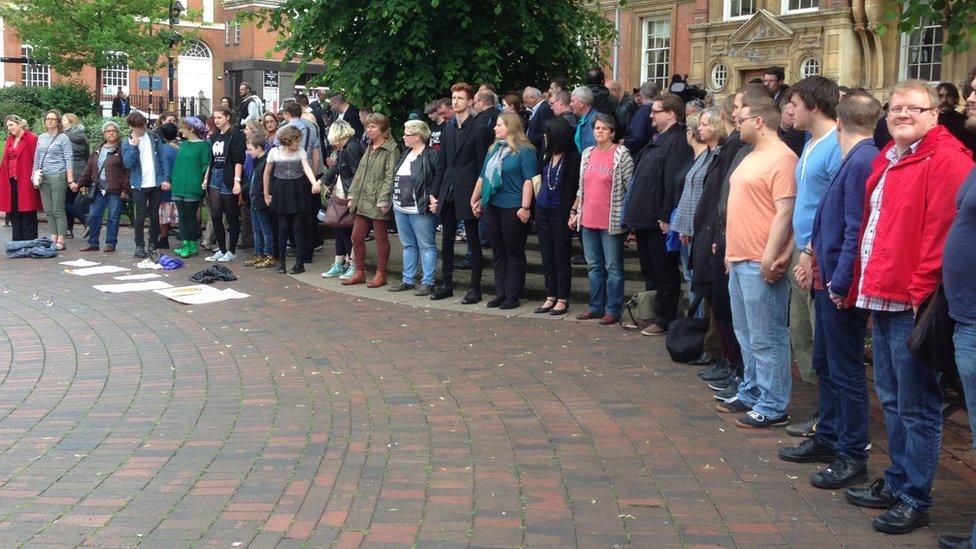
left=0, top=82, right=96, bottom=122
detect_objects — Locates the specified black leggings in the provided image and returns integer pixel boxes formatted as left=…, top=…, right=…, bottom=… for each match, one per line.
left=277, top=211, right=307, bottom=265
left=335, top=227, right=353, bottom=256
left=208, top=190, right=241, bottom=254
left=175, top=200, right=200, bottom=241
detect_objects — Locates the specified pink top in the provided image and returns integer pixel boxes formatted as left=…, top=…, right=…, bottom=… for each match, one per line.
left=581, top=146, right=615, bottom=230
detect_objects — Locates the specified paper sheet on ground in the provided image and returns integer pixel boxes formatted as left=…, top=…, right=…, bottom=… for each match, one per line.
left=114, top=273, right=164, bottom=281
left=65, top=265, right=130, bottom=276
left=93, top=281, right=173, bottom=293
left=154, top=285, right=250, bottom=304
left=60, top=258, right=100, bottom=267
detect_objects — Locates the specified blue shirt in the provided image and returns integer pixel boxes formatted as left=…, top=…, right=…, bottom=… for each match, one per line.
left=944, top=168, right=976, bottom=324
left=480, top=146, right=537, bottom=209
left=575, top=109, right=596, bottom=153
left=793, top=127, right=841, bottom=248
left=536, top=157, right=565, bottom=209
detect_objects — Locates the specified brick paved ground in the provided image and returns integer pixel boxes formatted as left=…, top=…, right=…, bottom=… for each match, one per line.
left=0, top=225, right=974, bottom=547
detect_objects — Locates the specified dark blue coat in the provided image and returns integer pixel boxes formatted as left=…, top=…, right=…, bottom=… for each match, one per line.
left=812, top=138, right=879, bottom=298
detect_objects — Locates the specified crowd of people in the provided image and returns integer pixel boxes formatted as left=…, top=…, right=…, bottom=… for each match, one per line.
left=2, top=66, right=976, bottom=545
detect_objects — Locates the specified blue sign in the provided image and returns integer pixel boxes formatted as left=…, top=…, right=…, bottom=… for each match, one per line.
left=138, top=76, right=164, bottom=91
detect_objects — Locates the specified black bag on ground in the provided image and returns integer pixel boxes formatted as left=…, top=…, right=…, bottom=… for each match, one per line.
left=907, top=284, right=957, bottom=374
left=666, top=295, right=709, bottom=363
left=190, top=265, right=238, bottom=284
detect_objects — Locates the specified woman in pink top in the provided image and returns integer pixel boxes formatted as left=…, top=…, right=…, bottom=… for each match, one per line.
left=568, top=114, right=635, bottom=324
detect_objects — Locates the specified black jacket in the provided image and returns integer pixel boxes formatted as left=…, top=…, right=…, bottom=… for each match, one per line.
left=526, top=100, right=555, bottom=151
left=433, top=113, right=491, bottom=219
left=940, top=109, right=976, bottom=160
left=324, top=139, right=364, bottom=195
left=622, top=123, right=694, bottom=229
left=340, top=105, right=364, bottom=139
left=393, top=146, right=439, bottom=215
left=614, top=94, right=639, bottom=139
left=778, top=126, right=807, bottom=158
left=588, top=84, right=618, bottom=120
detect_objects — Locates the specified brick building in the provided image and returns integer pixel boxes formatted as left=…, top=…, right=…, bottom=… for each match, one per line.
left=0, top=0, right=325, bottom=117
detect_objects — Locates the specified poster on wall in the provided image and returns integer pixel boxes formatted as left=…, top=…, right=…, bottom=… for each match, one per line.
left=263, top=70, right=280, bottom=114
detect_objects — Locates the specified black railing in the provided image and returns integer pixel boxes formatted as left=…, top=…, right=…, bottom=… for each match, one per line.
left=179, top=96, right=211, bottom=118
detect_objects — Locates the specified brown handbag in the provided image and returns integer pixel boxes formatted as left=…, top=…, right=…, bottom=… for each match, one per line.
left=324, top=195, right=355, bottom=228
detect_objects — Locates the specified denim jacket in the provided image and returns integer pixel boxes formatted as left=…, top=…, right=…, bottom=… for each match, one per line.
left=121, top=130, right=171, bottom=189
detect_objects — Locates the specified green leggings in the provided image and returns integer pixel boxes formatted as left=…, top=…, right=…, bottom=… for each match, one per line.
left=39, top=172, right=68, bottom=236
left=175, top=200, right=201, bottom=241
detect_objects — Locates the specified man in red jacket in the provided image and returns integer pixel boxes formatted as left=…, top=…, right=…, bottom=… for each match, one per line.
left=842, top=80, right=974, bottom=535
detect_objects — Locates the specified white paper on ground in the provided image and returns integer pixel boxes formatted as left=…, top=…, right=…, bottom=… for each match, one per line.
left=59, top=258, right=100, bottom=267
left=154, top=285, right=250, bottom=304
left=114, top=273, right=164, bottom=281
left=92, top=281, right=173, bottom=293
left=65, top=265, right=131, bottom=276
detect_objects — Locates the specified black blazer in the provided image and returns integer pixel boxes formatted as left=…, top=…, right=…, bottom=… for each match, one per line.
left=324, top=139, right=364, bottom=195
left=392, top=146, right=439, bottom=215
left=526, top=101, right=555, bottom=151
left=433, top=113, right=491, bottom=219
left=341, top=105, right=364, bottom=139
left=622, top=123, right=694, bottom=230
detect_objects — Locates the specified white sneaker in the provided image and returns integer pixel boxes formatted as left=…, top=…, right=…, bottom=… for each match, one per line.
left=217, top=251, right=237, bottom=262
left=205, top=250, right=225, bottom=262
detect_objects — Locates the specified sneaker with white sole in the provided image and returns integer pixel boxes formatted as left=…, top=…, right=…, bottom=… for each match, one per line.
left=322, top=261, right=345, bottom=278
left=204, top=250, right=225, bottom=262
left=736, top=410, right=789, bottom=429
left=338, top=263, right=356, bottom=280
left=217, top=251, right=237, bottom=262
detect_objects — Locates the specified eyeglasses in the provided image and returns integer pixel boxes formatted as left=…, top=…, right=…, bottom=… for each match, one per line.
left=45, top=117, right=58, bottom=121
left=887, top=106, right=936, bottom=116
left=734, top=115, right=760, bottom=124
left=650, top=109, right=667, bottom=115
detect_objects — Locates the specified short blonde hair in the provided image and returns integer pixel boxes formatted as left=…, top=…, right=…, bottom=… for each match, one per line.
left=328, top=119, right=355, bottom=146
left=404, top=119, right=431, bottom=142
left=890, top=79, right=939, bottom=109
left=244, top=119, right=267, bottom=138
left=699, top=107, right=728, bottom=143
left=62, top=113, right=79, bottom=127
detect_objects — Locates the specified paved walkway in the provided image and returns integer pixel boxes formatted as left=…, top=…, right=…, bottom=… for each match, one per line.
left=0, top=225, right=974, bottom=547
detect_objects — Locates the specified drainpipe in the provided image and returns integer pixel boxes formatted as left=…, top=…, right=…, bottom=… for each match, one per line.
left=612, top=2, right=621, bottom=80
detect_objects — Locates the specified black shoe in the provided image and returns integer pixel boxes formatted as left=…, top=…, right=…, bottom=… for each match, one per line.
left=873, top=500, right=929, bottom=535
left=779, top=438, right=836, bottom=464
left=486, top=296, right=505, bottom=308
left=689, top=353, right=715, bottom=366
left=276, top=264, right=287, bottom=274
left=133, top=247, right=147, bottom=259
left=707, top=373, right=737, bottom=392
left=811, top=456, right=868, bottom=489
left=736, top=411, right=789, bottom=429
left=699, top=360, right=732, bottom=382
left=156, top=237, right=170, bottom=249
left=461, top=290, right=482, bottom=305
left=456, top=258, right=473, bottom=270
left=712, top=380, right=740, bottom=401
left=498, top=300, right=519, bottom=310
left=430, top=287, right=453, bottom=301
left=290, top=262, right=305, bottom=274
left=571, top=254, right=587, bottom=266
left=786, top=412, right=820, bottom=438
left=845, top=478, right=897, bottom=509
left=938, top=534, right=973, bottom=549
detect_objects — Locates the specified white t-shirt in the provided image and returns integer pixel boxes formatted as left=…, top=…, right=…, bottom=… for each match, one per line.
left=138, top=134, right=156, bottom=187
left=392, top=151, right=419, bottom=214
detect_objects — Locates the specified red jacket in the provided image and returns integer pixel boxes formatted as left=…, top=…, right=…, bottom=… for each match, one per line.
left=0, top=131, right=41, bottom=213
left=849, top=125, right=973, bottom=308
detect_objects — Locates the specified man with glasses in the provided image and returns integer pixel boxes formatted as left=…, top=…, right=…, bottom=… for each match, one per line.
left=842, top=80, right=973, bottom=535
left=763, top=67, right=790, bottom=105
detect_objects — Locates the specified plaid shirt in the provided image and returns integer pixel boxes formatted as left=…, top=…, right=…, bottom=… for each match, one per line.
left=855, top=141, right=920, bottom=312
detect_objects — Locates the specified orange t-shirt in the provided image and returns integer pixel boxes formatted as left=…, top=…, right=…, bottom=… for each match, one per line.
left=725, top=141, right=798, bottom=262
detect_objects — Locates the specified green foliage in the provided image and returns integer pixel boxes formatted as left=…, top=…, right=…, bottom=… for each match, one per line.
left=886, top=0, right=976, bottom=53
left=0, top=83, right=96, bottom=124
left=243, top=0, right=616, bottom=122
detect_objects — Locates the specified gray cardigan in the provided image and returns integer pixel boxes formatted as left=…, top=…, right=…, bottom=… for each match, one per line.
left=576, top=144, right=635, bottom=235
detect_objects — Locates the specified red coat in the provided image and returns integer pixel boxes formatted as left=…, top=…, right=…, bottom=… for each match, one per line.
left=849, top=125, right=974, bottom=308
left=0, top=131, right=41, bottom=213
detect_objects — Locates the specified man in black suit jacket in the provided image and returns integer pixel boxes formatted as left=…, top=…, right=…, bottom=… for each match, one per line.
left=430, top=82, right=492, bottom=304
left=329, top=92, right=364, bottom=139
left=523, top=86, right=554, bottom=152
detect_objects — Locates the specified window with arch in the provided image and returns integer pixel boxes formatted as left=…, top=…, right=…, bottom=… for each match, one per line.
left=710, top=61, right=728, bottom=91
left=181, top=40, right=212, bottom=58
left=904, top=23, right=943, bottom=82
left=800, top=56, right=820, bottom=78
left=101, top=52, right=128, bottom=96
left=21, top=46, right=51, bottom=88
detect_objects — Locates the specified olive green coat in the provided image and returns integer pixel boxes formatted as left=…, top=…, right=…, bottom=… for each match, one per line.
left=348, top=137, right=398, bottom=220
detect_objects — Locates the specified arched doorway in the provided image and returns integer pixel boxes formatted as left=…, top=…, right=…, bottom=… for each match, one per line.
left=177, top=40, right=213, bottom=115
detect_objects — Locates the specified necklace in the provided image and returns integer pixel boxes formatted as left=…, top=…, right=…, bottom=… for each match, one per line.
left=545, top=157, right=563, bottom=191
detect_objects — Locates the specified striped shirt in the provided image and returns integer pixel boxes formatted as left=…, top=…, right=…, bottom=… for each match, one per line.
left=33, top=132, right=73, bottom=175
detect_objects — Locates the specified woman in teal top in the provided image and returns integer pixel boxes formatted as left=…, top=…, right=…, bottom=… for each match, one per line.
left=470, top=112, right=537, bottom=309
left=170, top=117, right=212, bottom=257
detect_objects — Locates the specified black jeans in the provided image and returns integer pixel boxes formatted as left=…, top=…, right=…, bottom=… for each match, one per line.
left=438, top=201, right=482, bottom=291
left=486, top=205, right=529, bottom=303
left=635, top=228, right=682, bottom=327
left=208, top=189, right=241, bottom=254
left=7, top=178, right=38, bottom=241
left=277, top=212, right=307, bottom=266
left=132, top=186, right=162, bottom=249
left=334, top=227, right=353, bottom=256
left=710, top=234, right=742, bottom=370
left=535, top=204, right=572, bottom=300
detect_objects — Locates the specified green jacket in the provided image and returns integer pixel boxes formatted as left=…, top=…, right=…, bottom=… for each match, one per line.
left=349, top=137, right=398, bottom=220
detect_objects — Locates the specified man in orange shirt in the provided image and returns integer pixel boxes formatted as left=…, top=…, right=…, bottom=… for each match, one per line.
left=715, top=95, right=798, bottom=429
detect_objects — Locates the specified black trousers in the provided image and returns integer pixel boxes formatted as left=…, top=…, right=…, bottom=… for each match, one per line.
left=7, top=178, right=38, bottom=241
left=302, top=201, right=319, bottom=263
left=535, top=204, right=572, bottom=300
left=635, top=228, right=682, bottom=327
left=132, top=186, right=162, bottom=249
left=334, top=227, right=353, bottom=256
left=175, top=200, right=201, bottom=241
left=486, top=205, right=528, bottom=303
left=278, top=211, right=307, bottom=266
left=208, top=190, right=241, bottom=254
left=438, top=201, right=482, bottom=291
left=710, top=234, right=742, bottom=370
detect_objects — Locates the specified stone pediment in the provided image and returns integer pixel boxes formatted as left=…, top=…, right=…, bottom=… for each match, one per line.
left=728, top=10, right=795, bottom=45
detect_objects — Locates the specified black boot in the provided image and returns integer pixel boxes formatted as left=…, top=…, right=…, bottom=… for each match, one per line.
left=779, top=438, right=836, bottom=464
left=873, top=500, right=929, bottom=534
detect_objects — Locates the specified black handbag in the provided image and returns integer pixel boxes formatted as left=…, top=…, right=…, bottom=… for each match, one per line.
left=907, top=284, right=957, bottom=375
left=666, top=295, right=709, bottom=363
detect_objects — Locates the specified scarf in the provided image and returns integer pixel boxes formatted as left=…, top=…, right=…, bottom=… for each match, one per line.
left=481, top=141, right=511, bottom=205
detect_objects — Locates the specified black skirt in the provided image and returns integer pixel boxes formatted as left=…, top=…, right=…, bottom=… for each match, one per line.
left=270, top=176, right=310, bottom=215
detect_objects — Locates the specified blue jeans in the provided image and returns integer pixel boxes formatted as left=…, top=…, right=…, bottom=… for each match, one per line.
left=812, top=290, right=870, bottom=461
left=394, top=209, right=437, bottom=286
left=872, top=309, right=943, bottom=511
left=728, top=261, right=791, bottom=418
left=86, top=192, right=123, bottom=248
left=250, top=206, right=274, bottom=256
left=954, top=322, right=976, bottom=542
left=581, top=228, right=625, bottom=317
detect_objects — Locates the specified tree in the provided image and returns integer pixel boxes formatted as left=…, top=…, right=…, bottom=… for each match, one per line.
left=883, top=0, right=976, bottom=53
left=246, top=0, right=616, bottom=121
left=0, top=0, right=185, bottom=101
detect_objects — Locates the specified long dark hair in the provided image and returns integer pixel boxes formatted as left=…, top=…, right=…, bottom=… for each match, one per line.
left=542, top=117, right=574, bottom=165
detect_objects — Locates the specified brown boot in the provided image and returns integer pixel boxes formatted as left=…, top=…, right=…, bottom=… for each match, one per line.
left=341, top=269, right=366, bottom=285
left=367, top=271, right=387, bottom=288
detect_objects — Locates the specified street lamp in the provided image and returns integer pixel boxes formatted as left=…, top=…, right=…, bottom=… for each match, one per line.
left=167, top=0, right=185, bottom=111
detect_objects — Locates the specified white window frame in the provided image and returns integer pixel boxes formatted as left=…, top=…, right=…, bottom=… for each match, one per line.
left=723, top=0, right=756, bottom=21
left=899, top=22, right=943, bottom=84
left=100, top=52, right=129, bottom=96
left=799, top=56, right=820, bottom=78
left=234, top=21, right=241, bottom=45
left=21, top=46, right=51, bottom=88
left=639, top=16, right=671, bottom=91
left=780, top=0, right=819, bottom=15
left=710, top=61, right=729, bottom=91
